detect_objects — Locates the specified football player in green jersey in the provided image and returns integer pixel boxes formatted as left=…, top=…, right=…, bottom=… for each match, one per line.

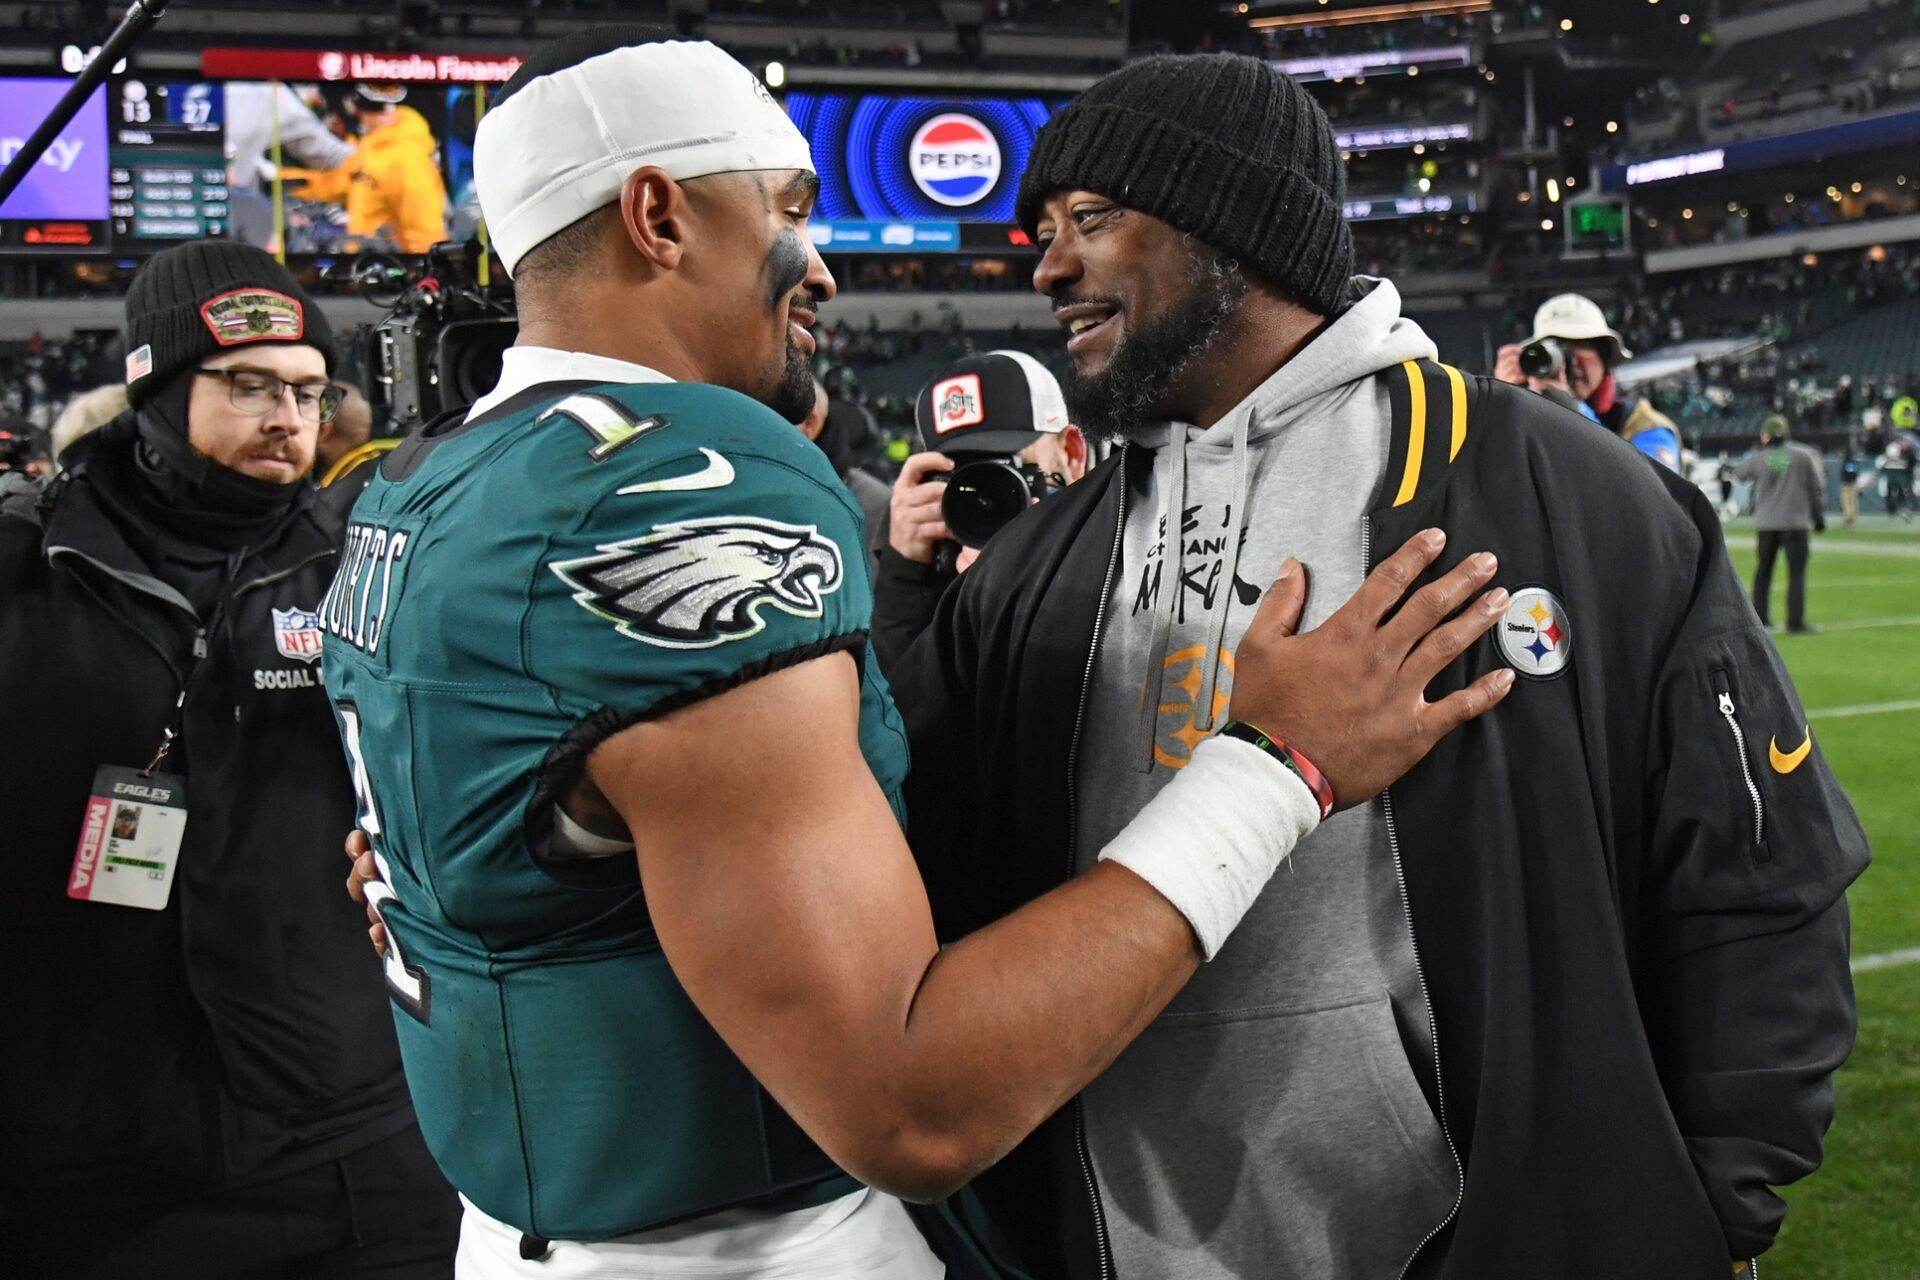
left=331, top=29, right=1512, bottom=1278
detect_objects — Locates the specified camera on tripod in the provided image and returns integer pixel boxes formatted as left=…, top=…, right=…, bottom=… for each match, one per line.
left=354, top=240, right=517, bottom=432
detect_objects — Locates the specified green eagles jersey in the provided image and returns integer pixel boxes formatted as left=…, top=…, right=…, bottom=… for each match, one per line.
left=318, top=378, right=909, bottom=1241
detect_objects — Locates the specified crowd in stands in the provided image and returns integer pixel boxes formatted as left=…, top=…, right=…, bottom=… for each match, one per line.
left=1600, top=247, right=1920, bottom=446
left=0, top=331, right=117, bottom=440
left=1626, top=1, right=1920, bottom=153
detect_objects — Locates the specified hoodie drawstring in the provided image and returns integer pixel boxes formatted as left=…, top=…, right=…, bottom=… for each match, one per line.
left=1196, top=404, right=1254, bottom=732
left=1136, top=423, right=1189, bottom=772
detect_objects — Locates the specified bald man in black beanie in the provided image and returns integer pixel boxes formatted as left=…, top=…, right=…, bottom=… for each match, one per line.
left=0, top=240, right=457, bottom=1278
left=890, top=52, right=1863, bottom=1280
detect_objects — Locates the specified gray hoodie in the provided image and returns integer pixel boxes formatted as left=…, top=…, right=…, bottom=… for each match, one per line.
left=1072, top=278, right=1461, bottom=1278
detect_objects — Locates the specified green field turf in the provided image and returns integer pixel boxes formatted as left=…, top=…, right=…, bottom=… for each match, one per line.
left=1717, top=518, right=1920, bottom=1278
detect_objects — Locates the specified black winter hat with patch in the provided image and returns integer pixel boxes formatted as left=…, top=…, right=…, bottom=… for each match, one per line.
left=123, top=239, right=335, bottom=406
left=1015, top=53, right=1354, bottom=316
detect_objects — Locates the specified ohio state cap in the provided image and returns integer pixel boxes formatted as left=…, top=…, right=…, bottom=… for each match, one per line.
left=914, top=350, right=1071, bottom=455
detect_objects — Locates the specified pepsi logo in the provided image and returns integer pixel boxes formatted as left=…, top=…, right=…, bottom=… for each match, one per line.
left=909, top=113, right=1002, bottom=208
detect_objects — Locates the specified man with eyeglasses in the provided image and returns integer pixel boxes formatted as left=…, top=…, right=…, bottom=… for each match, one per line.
left=0, top=240, right=457, bottom=1278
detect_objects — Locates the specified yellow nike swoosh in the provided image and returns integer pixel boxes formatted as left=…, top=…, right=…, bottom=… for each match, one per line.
left=1769, top=729, right=1812, bottom=775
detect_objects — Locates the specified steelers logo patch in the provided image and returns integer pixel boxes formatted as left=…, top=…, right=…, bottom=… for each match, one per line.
left=1496, top=585, right=1572, bottom=679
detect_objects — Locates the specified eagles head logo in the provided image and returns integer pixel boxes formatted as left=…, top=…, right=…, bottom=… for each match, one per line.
left=550, top=517, right=844, bottom=649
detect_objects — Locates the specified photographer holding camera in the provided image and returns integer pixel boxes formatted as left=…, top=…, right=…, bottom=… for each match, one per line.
left=1496, top=293, right=1681, bottom=471
left=872, top=351, right=1089, bottom=673
left=1493, top=334, right=1599, bottom=423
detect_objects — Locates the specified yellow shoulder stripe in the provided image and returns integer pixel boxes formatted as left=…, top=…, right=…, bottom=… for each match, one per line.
left=319, top=438, right=398, bottom=489
left=1393, top=361, right=1469, bottom=506
left=1393, top=360, right=1427, bottom=507
left=1442, top=362, right=1467, bottom=462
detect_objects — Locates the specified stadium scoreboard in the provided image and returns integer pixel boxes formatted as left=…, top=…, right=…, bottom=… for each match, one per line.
left=1565, top=196, right=1630, bottom=257
left=111, top=81, right=228, bottom=246
left=0, top=77, right=227, bottom=253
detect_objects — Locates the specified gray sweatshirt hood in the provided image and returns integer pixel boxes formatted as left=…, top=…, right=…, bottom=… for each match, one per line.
left=1125, top=276, right=1437, bottom=450
left=1127, top=276, right=1437, bottom=760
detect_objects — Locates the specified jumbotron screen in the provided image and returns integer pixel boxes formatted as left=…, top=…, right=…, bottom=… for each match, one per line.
left=0, top=78, right=110, bottom=250
left=785, top=91, right=1059, bottom=225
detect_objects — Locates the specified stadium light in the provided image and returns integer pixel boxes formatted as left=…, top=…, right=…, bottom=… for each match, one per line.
left=764, top=60, right=785, bottom=88
left=1682, top=208, right=1693, bottom=219
left=1679, top=12, right=1691, bottom=23
left=1546, top=178, right=1561, bottom=202
left=1852, top=182, right=1864, bottom=194
left=1540, top=218, right=1554, bottom=231
left=1784, top=193, right=1795, bottom=203
left=1559, top=18, right=1573, bottom=30
left=1606, top=120, right=1619, bottom=133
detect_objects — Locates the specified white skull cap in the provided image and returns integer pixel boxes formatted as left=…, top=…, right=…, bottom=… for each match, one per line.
left=476, top=37, right=814, bottom=276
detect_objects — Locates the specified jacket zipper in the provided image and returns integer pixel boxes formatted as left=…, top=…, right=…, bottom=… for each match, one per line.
left=1064, top=448, right=1127, bottom=1280
left=1711, top=669, right=1766, bottom=849
left=1364, top=517, right=1467, bottom=1280
left=58, top=542, right=337, bottom=746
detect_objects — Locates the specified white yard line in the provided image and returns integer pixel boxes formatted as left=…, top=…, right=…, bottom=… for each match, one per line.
left=1853, top=947, right=1920, bottom=974
left=1723, top=535, right=1920, bottom=559
left=1805, top=614, right=1920, bottom=633
left=1808, top=698, right=1920, bottom=719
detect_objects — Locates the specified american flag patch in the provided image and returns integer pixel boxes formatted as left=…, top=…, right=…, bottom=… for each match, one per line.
left=125, top=343, right=153, bottom=382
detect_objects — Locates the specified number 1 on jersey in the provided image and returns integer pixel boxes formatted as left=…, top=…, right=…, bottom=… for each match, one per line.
left=337, top=700, right=432, bottom=1025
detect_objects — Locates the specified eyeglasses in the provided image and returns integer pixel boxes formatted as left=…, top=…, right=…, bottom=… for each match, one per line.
left=195, top=368, right=343, bottom=423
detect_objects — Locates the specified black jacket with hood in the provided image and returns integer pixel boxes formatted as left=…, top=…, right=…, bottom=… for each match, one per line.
left=888, top=360, right=1867, bottom=1277
left=0, top=416, right=420, bottom=1216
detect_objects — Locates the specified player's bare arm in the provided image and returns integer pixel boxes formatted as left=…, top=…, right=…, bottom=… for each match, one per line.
left=582, top=529, right=1507, bottom=1200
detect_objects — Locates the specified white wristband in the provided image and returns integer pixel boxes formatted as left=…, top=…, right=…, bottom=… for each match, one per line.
left=1098, top=733, right=1323, bottom=960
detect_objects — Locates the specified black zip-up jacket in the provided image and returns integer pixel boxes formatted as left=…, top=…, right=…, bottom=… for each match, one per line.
left=0, top=426, right=419, bottom=1215
left=889, top=361, right=1868, bottom=1277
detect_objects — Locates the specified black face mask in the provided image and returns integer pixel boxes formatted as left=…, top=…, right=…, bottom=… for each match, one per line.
left=129, top=370, right=306, bottom=547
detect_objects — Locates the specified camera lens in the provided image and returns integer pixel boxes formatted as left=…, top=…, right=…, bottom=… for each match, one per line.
left=941, top=460, right=1034, bottom=548
left=1519, top=340, right=1560, bottom=379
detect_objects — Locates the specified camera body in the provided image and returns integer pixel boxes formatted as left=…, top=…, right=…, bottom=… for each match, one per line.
left=933, top=453, right=1060, bottom=549
left=356, top=242, right=518, bottom=432
left=1519, top=337, right=1567, bottom=381
left=0, top=428, right=34, bottom=472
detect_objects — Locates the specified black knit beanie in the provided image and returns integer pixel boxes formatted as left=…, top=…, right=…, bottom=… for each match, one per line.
left=123, top=239, right=336, bottom=407
left=1016, top=53, right=1354, bottom=317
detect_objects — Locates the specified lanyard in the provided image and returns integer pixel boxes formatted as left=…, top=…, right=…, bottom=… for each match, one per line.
left=143, top=626, right=209, bottom=777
